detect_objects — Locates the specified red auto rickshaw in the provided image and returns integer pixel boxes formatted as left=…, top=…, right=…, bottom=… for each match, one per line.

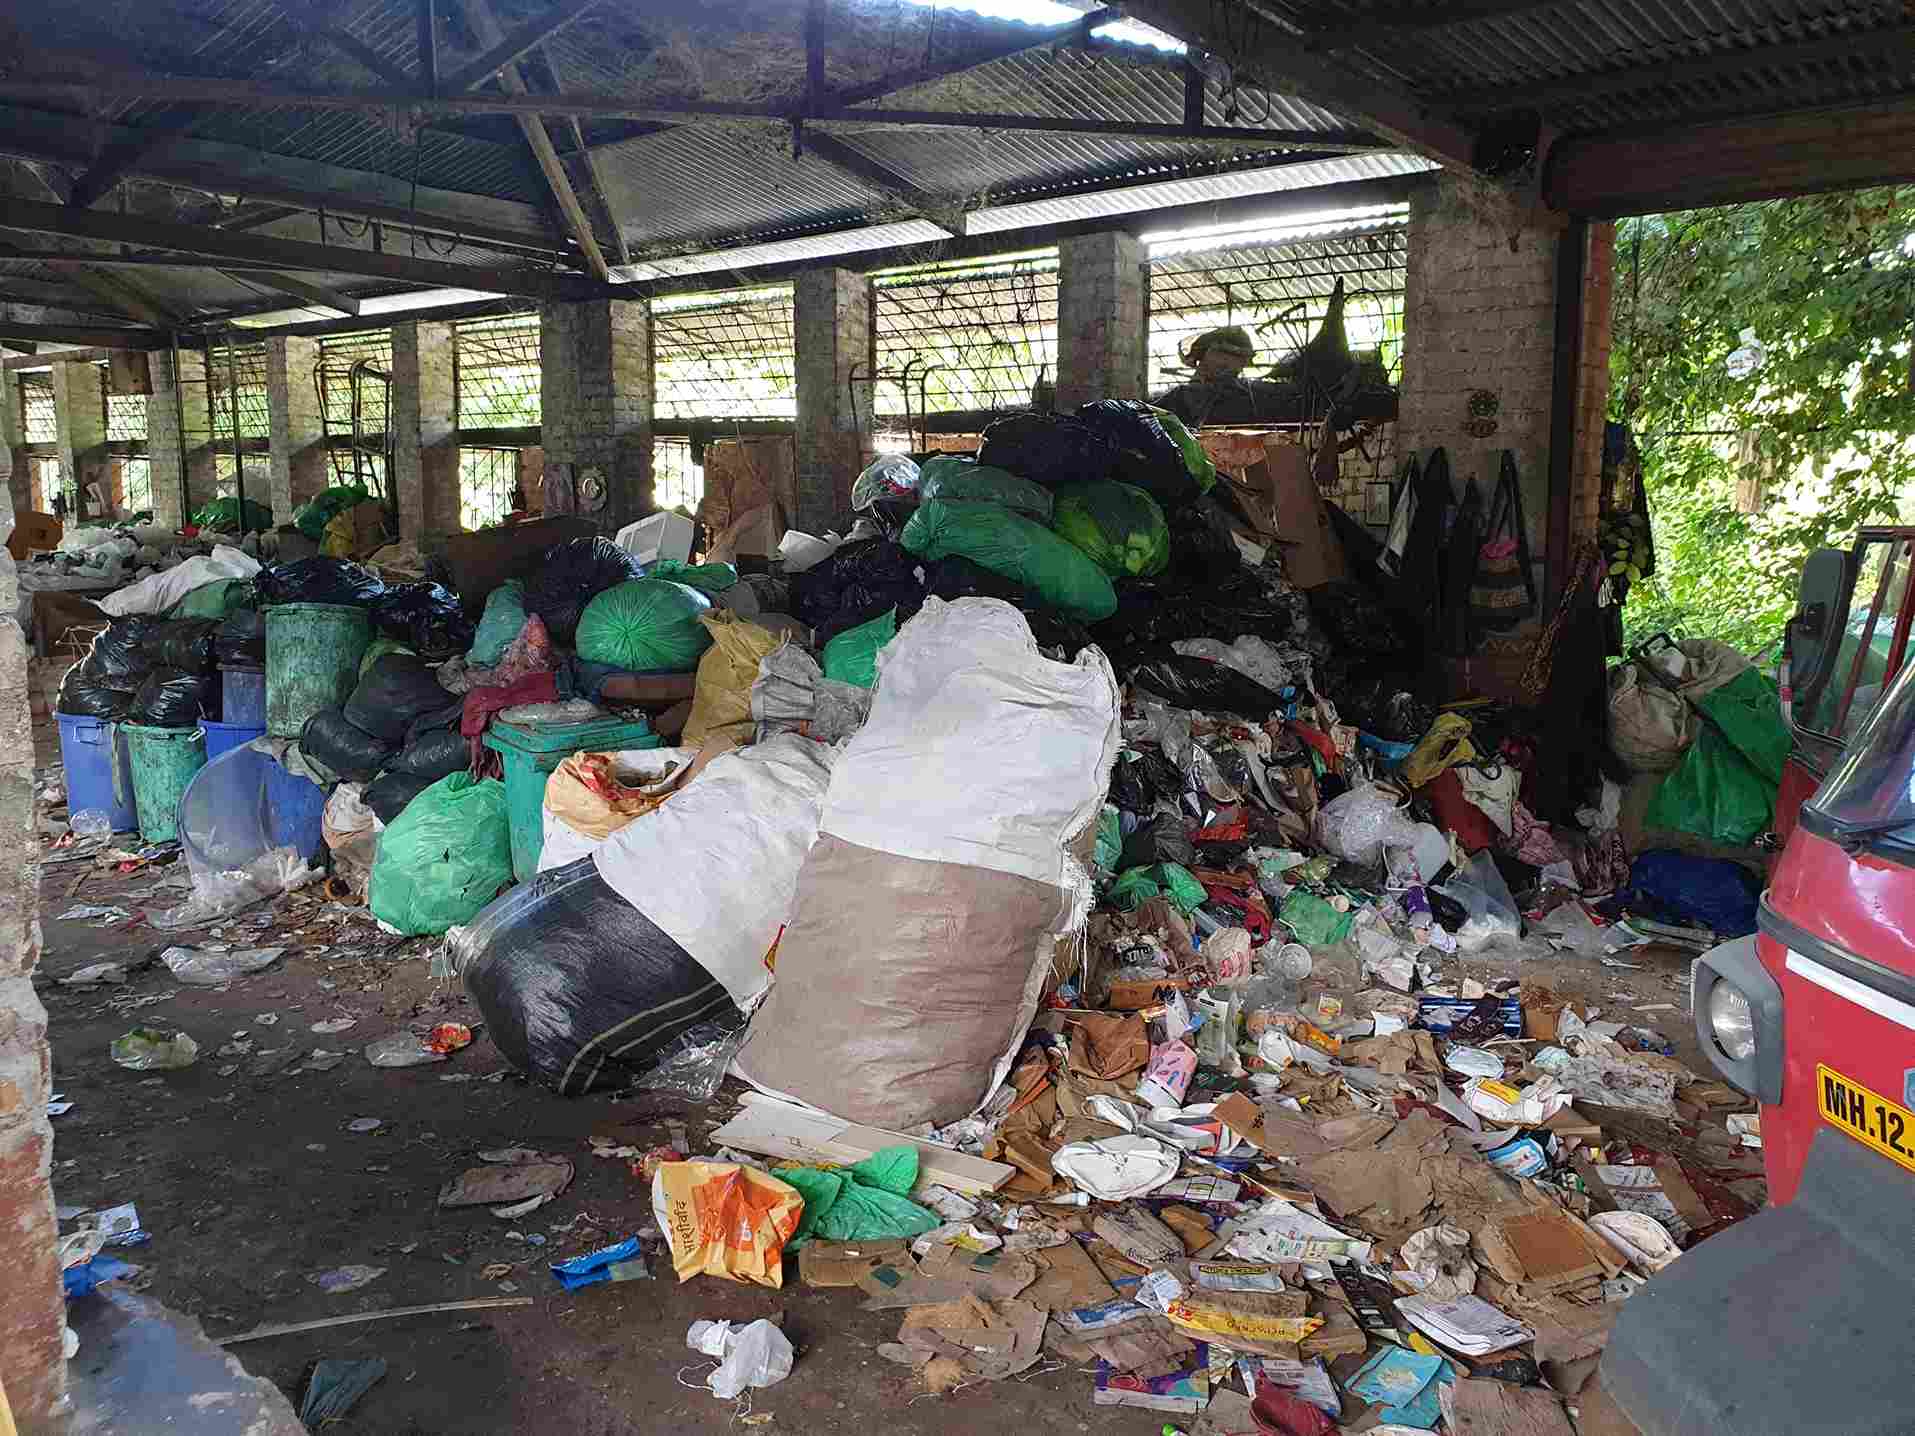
left=1607, top=528, right=1915, bottom=1434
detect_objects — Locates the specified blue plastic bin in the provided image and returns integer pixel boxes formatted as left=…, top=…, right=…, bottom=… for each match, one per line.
left=202, top=718, right=266, bottom=763
left=265, top=762, right=327, bottom=864
left=221, top=664, right=267, bottom=727
left=55, top=713, right=138, bottom=832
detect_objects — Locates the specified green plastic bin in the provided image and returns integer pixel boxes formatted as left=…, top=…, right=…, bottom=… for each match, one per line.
left=265, top=602, right=372, bottom=738
left=483, top=713, right=662, bottom=881
left=120, top=723, right=207, bottom=843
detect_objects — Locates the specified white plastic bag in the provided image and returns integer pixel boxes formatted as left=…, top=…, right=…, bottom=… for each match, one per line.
left=687, top=1318, right=793, bottom=1399
left=1315, top=782, right=1421, bottom=866
left=97, top=545, right=259, bottom=617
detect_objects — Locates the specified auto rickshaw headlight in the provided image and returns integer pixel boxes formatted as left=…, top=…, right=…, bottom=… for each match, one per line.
left=1707, top=983, right=1756, bottom=1062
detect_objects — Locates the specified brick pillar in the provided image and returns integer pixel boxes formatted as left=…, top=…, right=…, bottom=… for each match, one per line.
left=266, top=335, right=327, bottom=526
left=540, top=299, right=653, bottom=530
left=1055, top=230, right=1147, bottom=413
left=147, top=348, right=217, bottom=531
left=1570, top=222, right=1617, bottom=548
left=0, top=376, right=25, bottom=512
left=390, top=321, right=460, bottom=544
left=0, top=551, right=66, bottom=1421
left=52, top=360, right=106, bottom=522
left=793, top=268, right=870, bottom=534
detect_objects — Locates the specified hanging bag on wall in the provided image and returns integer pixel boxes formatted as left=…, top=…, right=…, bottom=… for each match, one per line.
left=1470, top=451, right=1538, bottom=633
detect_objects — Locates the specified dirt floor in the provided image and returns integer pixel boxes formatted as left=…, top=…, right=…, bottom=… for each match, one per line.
left=36, top=811, right=1703, bottom=1434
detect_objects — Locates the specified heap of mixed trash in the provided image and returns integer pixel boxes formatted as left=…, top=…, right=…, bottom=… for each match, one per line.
left=53, top=399, right=1770, bottom=1428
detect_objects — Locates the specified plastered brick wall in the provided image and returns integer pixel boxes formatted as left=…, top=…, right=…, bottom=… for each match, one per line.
left=391, top=321, right=461, bottom=545
left=1056, top=231, right=1147, bottom=412
left=0, top=375, right=26, bottom=512
left=52, top=360, right=105, bottom=521
left=0, top=543, right=66, bottom=1423
left=266, top=335, right=327, bottom=526
left=540, top=299, right=654, bottom=529
left=794, top=268, right=872, bottom=534
left=146, top=348, right=218, bottom=530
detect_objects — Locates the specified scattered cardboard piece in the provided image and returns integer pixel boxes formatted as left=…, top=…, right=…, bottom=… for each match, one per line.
left=857, top=1260, right=970, bottom=1310
left=1086, top=1322, right=1197, bottom=1380
left=1068, top=1013, right=1151, bottom=1080
left=709, top=1093, right=1013, bottom=1195
left=894, top=1298, right=1048, bottom=1381
left=1093, top=1207, right=1184, bottom=1267
left=1448, top=1376, right=1577, bottom=1435
left=437, top=1158, right=573, bottom=1210
left=1297, top=1149, right=1435, bottom=1232
left=800, top=1238, right=910, bottom=1289
left=1021, top=1237, right=1118, bottom=1311
left=1476, top=1207, right=1622, bottom=1295
left=914, top=1243, right=1038, bottom=1302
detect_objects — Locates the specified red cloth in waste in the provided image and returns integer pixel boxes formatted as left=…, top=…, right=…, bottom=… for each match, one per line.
left=461, top=670, right=560, bottom=774
left=1424, top=766, right=1497, bottom=854
left=1252, top=1382, right=1336, bottom=1436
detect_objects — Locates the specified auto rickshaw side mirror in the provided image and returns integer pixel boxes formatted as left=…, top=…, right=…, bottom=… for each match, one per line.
left=1790, top=547, right=1848, bottom=684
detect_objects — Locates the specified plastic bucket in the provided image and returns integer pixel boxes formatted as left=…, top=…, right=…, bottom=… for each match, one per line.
left=220, top=663, right=267, bottom=726
left=201, top=718, right=265, bottom=763
left=55, top=713, right=137, bottom=832
left=483, top=714, right=661, bottom=881
left=265, top=762, right=327, bottom=864
left=120, top=722, right=207, bottom=843
left=265, top=603, right=371, bottom=738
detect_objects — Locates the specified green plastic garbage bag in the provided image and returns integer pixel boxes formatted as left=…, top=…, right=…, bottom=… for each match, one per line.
left=170, top=576, right=254, bottom=619
left=916, top=456, right=1055, bottom=524
left=574, top=579, right=713, bottom=672
left=1159, top=409, right=1218, bottom=495
left=822, top=607, right=896, bottom=689
left=368, top=772, right=513, bottom=936
left=1281, top=888, right=1355, bottom=946
left=1690, top=666, right=1788, bottom=783
left=648, top=559, right=739, bottom=596
left=1094, top=804, right=1122, bottom=872
left=777, top=1145, right=939, bottom=1247
left=293, top=484, right=370, bottom=541
left=1051, top=480, right=1170, bottom=578
left=1644, top=727, right=1776, bottom=844
left=470, top=580, right=528, bottom=666
left=900, top=499, right=1117, bottom=621
left=358, top=635, right=416, bottom=676
left=1108, top=862, right=1206, bottom=914
left=191, top=496, right=273, bottom=534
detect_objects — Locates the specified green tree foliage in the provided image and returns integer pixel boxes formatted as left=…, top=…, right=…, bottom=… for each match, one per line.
left=1612, top=189, right=1915, bottom=653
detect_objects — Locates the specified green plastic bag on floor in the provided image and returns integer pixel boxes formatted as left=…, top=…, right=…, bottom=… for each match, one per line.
left=822, top=607, right=896, bottom=689
left=1051, top=480, right=1170, bottom=578
left=900, top=499, right=1117, bottom=621
left=369, top=772, right=513, bottom=936
left=574, top=579, right=713, bottom=672
left=1108, top=861, right=1206, bottom=914
left=916, top=456, right=1055, bottom=523
left=469, top=580, right=528, bottom=666
left=778, top=1145, right=939, bottom=1248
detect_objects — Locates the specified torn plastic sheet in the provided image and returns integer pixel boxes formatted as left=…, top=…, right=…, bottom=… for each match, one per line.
left=146, top=849, right=319, bottom=931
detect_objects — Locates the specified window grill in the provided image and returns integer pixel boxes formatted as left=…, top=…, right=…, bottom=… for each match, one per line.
left=651, top=285, right=796, bottom=421
left=208, top=341, right=271, bottom=445
left=315, top=332, right=393, bottom=495
left=120, top=458, right=153, bottom=513
left=106, top=392, right=148, bottom=443
left=459, top=447, right=520, bottom=531
left=873, top=250, right=1058, bottom=425
left=654, top=438, right=703, bottom=514
left=455, top=316, right=541, bottom=429
left=215, top=455, right=272, bottom=500
left=1146, top=219, right=1408, bottom=396
left=30, top=456, right=60, bottom=510
left=20, top=376, right=55, bottom=444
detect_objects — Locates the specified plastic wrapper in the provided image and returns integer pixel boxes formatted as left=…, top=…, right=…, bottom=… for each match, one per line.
left=110, top=1028, right=199, bottom=1070
left=369, top=772, right=513, bottom=937
left=129, top=668, right=218, bottom=726
left=254, top=556, right=386, bottom=608
left=1314, top=783, right=1422, bottom=866
left=365, top=769, right=436, bottom=825
left=976, top=411, right=1117, bottom=486
left=322, top=782, right=382, bottom=893
left=343, top=655, right=456, bottom=745
left=213, top=610, right=267, bottom=666
left=574, top=579, right=713, bottom=672
left=161, top=944, right=284, bottom=985
left=148, top=745, right=321, bottom=930
left=631, top=1019, right=749, bottom=1103
left=299, top=708, right=394, bottom=783
left=521, top=536, right=643, bottom=647
left=1171, top=635, right=1303, bottom=694
left=452, top=857, right=741, bottom=1093
left=372, top=581, right=475, bottom=660
left=1435, top=850, right=1524, bottom=950
left=652, top=1162, right=803, bottom=1289
left=850, top=453, right=922, bottom=511
left=1127, top=653, right=1286, bottom=718
left=900, top=499, right=1117, bottom=622
left=916, top=455, right=1053, bottom=522
left=779, top=1146, right=939, bottom=1246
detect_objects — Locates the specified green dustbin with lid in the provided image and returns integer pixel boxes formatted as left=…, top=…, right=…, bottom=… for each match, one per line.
left=483, top=713, right=663, bottom=881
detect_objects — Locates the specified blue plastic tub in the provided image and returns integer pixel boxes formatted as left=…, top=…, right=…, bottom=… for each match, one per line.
left=202, top=718, right=266, bottom=763
left=55, top=713, right=139, bottom=832
left=265, top=762, right=327, bottom=864
left=221, top=664, right=267, bottom=727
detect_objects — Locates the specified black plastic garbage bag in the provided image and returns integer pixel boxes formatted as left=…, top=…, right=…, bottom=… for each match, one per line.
left=402, top=699, right=465, bottom=748
left=213, top=610, right=267, bottom=666
left=521, top=537, right=643, bottom=647
left=255, top=556, right=386, bottom=608
left=1305, top=580, right=1419, bottom=662
left=129, top=668, right=218, bottom=726
left=1120, top=814, right=1195, bottom=871
left=977, top=412, right=1117, bottom=486
left=1075, top=399, right=1199, bottom=504
left=365, top=769, right=436, bottom=825
left=373, top=581, right=475, bottom=661
left=1127, top=653, right=1288, bottom=719
left=55, top=668, right=136, bottom=720
left=386, top=728, right=469, bottom=782
left=148, top=617, right=221, bottom=673
left=299, top=707, right=394, bottom=783
left=83, top=615, right=165, bottom=682
left=1109, top=748, right=1184, bottom=811
left=790, top=539, right=926, bottom=645
left=343, top=655, right=455, bottom=745
left=456, top=857, right=741, bottom=1095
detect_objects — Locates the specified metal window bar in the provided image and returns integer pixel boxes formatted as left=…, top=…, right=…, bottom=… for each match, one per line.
left=459, top=447, right=520, bottom=531
left=215, top=455, right=271, bottom=500
left=20, top=375, right=55, bottom=444
left=872, top=251, right=1059, bottom=431
left=106, top=392, right=148, bottom=443
left=653, top=438, right=703, bottom=514
left=455, top=316, right=542, bottom=429
left=315, top=331, right=394, bottom=498
left=120, top=457, right=153, bottom=513
left=651, top=285, right=796, bottom=421
left=208, top=340, right=272, bottom=444
left=30, top=456, right=59, bottom=511
left=1146, top=222, right=1408, bottom=397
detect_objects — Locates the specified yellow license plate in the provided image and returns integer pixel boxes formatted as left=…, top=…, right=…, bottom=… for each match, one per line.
left=1817, top=1064, right=1915, bottom=1174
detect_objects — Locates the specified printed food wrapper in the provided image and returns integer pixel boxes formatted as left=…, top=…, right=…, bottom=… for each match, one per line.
left=651, top=1161, right=804, bottom=1289
left=1163, top=1290, right=1325, bottom=1356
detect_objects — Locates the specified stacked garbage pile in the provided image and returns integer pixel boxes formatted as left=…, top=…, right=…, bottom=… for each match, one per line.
left=57, top=608, right=260, bottom=726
